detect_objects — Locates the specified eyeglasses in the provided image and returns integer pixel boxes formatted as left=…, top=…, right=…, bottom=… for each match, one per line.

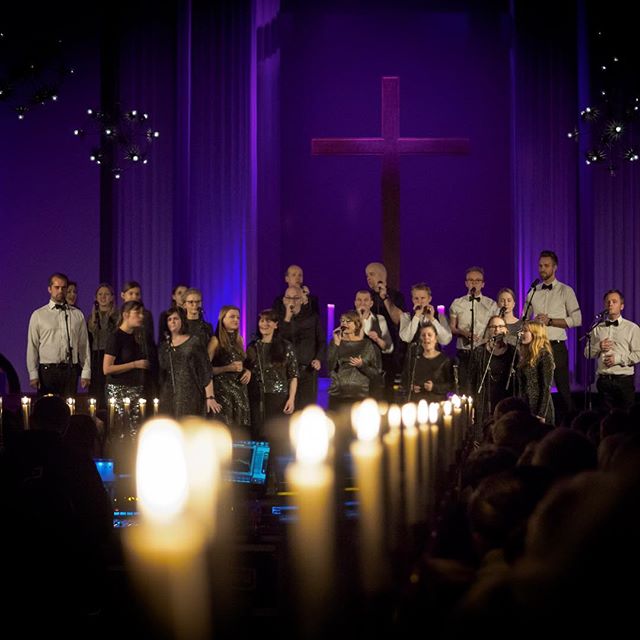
left=466, top=278, right=484, bottom=283
left=186, top=299, right=202, bottom=304
left=284, top=296, right=301, bottom=301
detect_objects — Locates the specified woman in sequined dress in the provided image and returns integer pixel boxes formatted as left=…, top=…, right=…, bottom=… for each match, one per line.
left=159, top=307, right=221, bottom=418
left=207, top=306, right=251, bottom=429
left=246, top=309, right=299, bottom=436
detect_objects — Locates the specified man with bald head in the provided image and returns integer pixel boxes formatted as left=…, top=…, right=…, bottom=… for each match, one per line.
left=277, top=285, right=324, bottom=408
left=365, top=262, right=405, bottom=398
left=273, top=264, right=320, bottom=315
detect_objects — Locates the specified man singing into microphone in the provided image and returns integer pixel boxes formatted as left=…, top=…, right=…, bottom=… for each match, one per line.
left=399, top=283, right=452, bottom=346
left=524, top=250, right=581, bottom=420
left=26, top=272, right=91, bottom=396
left=584, top=289, right=640, bottom=411
left=449, top=266, right=499, bottom=394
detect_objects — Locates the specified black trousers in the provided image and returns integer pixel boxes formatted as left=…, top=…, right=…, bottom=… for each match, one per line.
left=296, top=367, right=318, bottom=409
left=597, top=374, right=635, bottom=411
left=456, top=349, right=472, bottom=396
left=550, top=341, right=573, bottom=420
left=38, top=364, right=78, bottom=397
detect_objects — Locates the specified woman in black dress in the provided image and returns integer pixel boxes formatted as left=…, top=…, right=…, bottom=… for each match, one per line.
left=327, top=310, right=382, bottom=410
left=207, top=305, right=251, bottom=429
left=246, top=309, right=299, bottom=437
left=470, top=315, right=516, bottom=430
left=406, top=323, right=454, bottom=403
left=517, top=321, right=555, bottom=425
left=103, top=301, right=149, bottom=439
left=159, top=307, right=220, bottom=418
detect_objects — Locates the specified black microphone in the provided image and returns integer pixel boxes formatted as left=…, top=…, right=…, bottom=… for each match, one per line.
left=340, top=326, right=346, bottom=335
left=377, top=280, right=384, bottom=290
left=198, top=308, right=204, bottom=320
left=289, top=305, right=294, bottom=312
left=489, top=333, right=505, bottom=342
left=499, top=306, right=507, bottom=317
left=94, top=300, right=99, bottom=310
left=597, top=309, right=608, bottom=319
left=529, top=278, right=540, bottom=289
left=414, top=305, right=422, bottom=312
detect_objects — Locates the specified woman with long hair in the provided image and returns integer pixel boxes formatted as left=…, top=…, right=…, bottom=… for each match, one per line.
left=246, top=309, right=299, bottom=437
left=159, top=307, right=220, bottom=417
left=327, top=310, right=381, bottom=410
left=87, top=283, right=118, bottom=406
left=207, top=306, right=251, bottom=429
left=517, top=321, right=555, bottom=424
left=496, top=287, right=523, bottom=346
left=103, top=300, right=150, bottom=439
left=407, top=323, right=454, bottom=403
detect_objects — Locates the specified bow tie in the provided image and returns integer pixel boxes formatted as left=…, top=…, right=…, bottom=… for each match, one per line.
left=54, top=303, right=66, bottom=310
left=541, top=284, right=553, bottom=290
left=469, top=296, right=481, bottom=302
left=605, top=320, right=619, bottom=327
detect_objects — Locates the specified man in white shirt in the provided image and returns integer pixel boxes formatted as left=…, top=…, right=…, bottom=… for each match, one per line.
left=525, top=250, right=582, bottom=419
left=585, top=289, right=640, bottom=411
left=399, top=283, right=452, bottom=346
left=450, top=267, right=499, bottom=394
left=26, top=272, right=91, bottom=397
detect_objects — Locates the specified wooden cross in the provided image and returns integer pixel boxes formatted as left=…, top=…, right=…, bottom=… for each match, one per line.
left=312, top=76, right=470, bottom=286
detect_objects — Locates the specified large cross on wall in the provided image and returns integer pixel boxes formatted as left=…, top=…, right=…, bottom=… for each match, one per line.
left=312, top=76, right=470, bottom=287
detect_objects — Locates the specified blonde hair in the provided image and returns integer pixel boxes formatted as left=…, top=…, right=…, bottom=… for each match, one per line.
left=341, top=310, right=363, bottom=335
left=519, top=321, right=553, bottom=369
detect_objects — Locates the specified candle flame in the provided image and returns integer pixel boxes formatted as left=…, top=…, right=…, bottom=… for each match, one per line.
left=293, top=405, right=330, bottom=464
left=401, top=402, right=417, bottom=428
left=136, top=418, right=189, bottom=524
left=451, top=394, right=461, bottom=409
left=417, top=399, right=429, bottom=424
left=428, top=402, right=439, bottom=424
left=123, top=397, right=131, bottom=406
left=387, top=404, right=401, bottom=430
left=443, top=401, right=452, bottom=416
left=89, top=398, right=96, bottom=406
left=21, top=396, right=30, bottom=406
left=352, top=398, right=380, bottom=441
left=139, top=398, right=147, bottom=407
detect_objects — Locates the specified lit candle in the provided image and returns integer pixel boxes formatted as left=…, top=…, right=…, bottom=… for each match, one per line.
left=286, top=405, right=334, bottom=631
left=123, top=397, right=131, bottom=434
left=402, top=403, right=420, bottom=525
left=89, top=398, right=96, bottom=418
left=443, top=400, right=453, bottom=466
left=382, top=404, right=402, bottom=547
left=429, top=403, right=440, bottom=506
left=153, top=397, right=159, bottom=415
left=138, top=398, right=147, bottom=421
left=21, top=396, right=31, bottom=430
left=66, top=397, right=75, bottom=415
left=417, top=400, right=430, bottom=516
left=451, top=395, right=462, bottom=451
left=108, top=397, right=116, bottom=435
left=124, top=418, right=211, bottom=639
left=350, top=399, right=385, bottom=593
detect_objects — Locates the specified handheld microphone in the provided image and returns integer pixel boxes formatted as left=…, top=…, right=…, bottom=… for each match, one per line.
left=358, top=307, right=365, bottom=315
left=529, top=278, right=540, bottom=289
left=414, top=305, right=422, bottom=312
left=377, top=280, right=384, bottom=291
left=94, top=300, right=99, bottom=310
left=499, top=306, right=507, bottom=317
left=289, top=305, right=294, bottom=312
left=340, top=326, right=346, bottom=335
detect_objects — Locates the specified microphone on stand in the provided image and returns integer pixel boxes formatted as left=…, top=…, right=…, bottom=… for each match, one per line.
left=529, top=278, right=541, bottom=289
left=499, top=306, right=507, bottom=317
left=468, top=287, right=477, bottom=302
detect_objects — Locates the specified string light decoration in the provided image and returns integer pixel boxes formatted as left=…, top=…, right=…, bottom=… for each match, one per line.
left=569, top=27, right=640, bottom=175
left=74, top=107, right=160, bottom=179
left=0, top=31, right=74, bottom=120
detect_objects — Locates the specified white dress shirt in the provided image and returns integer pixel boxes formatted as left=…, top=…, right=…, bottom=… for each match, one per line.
left=362, top=312, right=394, bottom=354
left=524, top=279, right=582, bottom=341
left=399, top=311, right=452, bottom=346
left=27, top=300, right=92, bottom=380
left=584, top=316, right=640, bottom=376
left=449, top=294, right=499, bottom=350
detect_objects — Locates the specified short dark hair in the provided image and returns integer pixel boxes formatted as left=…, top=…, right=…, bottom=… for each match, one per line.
left=258, top=308, right=279, bottom=323
left=539, top=250, right=558, bottom=265
left=121, top=280, right=141, bottom=293
left=411, top=282, right=432, bottom=295
left=48, top=272, right=69, bottom=286
left=31, top=394, right=71, bottom=434
left=603, top=289, right=624, bottom=303
left=165, top=306, right=187, bottom=334
left=465, top=266, right=485, bottom=278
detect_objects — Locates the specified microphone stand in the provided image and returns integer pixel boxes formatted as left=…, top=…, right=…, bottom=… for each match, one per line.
left=579, top=312, right=605, bottom=411
left=469, top=293, right=476, bottom=352
left=506, top=282, right=538, bottom=395
left=62, top=303, right=74, bottom=398
left=406, top=342, right=419, bottom=402
left=255, top=339, right=266, bottom=428
left=166, top=334, right=176, bottom=398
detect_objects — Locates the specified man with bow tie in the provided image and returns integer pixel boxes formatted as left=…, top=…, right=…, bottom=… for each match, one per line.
left=26, top=272, right=91, bottom=396
left=585, top=289, right=640, bottom=410
left=525, top=250, right=582, bottom=420
left=449, top=266, right=498, bottom=394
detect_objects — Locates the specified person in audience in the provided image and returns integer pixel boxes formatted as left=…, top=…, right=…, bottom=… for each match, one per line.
left=208, top=305, right=251, bottom=430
